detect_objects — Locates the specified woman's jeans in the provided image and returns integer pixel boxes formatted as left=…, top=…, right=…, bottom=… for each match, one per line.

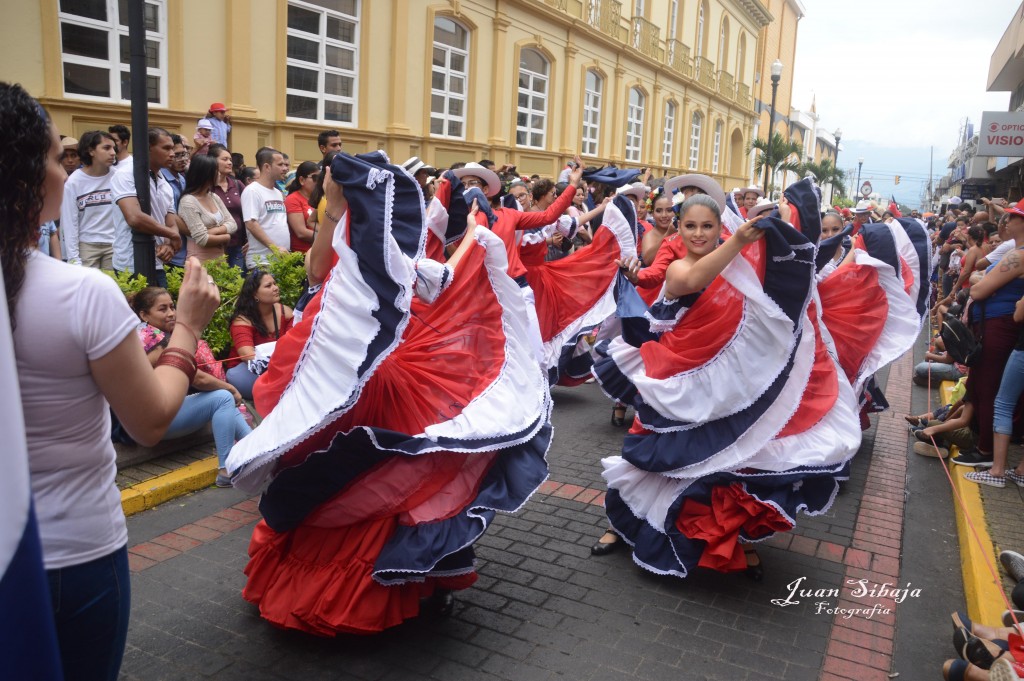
left=47, top=545, right=130, bottom=681
left=226, top=363, right=259, bottom=402
left=913, top=361, right=964, bottom=386
left=164, top=390, right=252, bottom=466
left=226, top=243, right=246, bottom=272
left=994, top=349, right=1024, bottom=436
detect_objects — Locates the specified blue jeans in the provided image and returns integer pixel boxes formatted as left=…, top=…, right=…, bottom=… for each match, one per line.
left=47, top=545, right=130, bottom=681
left=913, top=361, right=965, bottom=386
left=164, top=390, right=251, bottom=467
left=226, top=243, right=246, bottom=272
left=226, top=363, right=258, bottom=401
left=994, top=349, right=1024, bottom=435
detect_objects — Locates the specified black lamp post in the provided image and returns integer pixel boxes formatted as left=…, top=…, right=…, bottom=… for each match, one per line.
left=763, top=59, right=783, bottom=197
left=829, top=127, right=842, bottom=206
left=856, top=156, right=864, bottom=204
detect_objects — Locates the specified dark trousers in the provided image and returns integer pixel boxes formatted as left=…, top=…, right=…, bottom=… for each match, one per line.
left=47, top=545, right=130, bottom=681
left=969, top=315, right=1021, bottom=453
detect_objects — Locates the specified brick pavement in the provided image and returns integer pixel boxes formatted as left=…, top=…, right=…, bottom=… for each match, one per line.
left=121, top=362, right=915, bottom=681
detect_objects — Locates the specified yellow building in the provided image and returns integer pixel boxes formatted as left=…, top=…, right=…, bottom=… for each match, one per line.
left=3, top=0, right=801, bottom=190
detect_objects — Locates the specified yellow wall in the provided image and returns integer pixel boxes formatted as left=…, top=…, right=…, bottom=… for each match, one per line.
left=2, top=0, right=800, bottom=190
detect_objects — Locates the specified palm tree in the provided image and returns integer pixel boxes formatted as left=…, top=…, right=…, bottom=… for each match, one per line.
left=748, top=133, right=803, bottom=196
left=800, top=158, right=847, bottom=201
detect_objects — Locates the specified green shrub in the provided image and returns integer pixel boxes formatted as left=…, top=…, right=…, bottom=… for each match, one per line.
left=105, top=250, right=307, bottom=357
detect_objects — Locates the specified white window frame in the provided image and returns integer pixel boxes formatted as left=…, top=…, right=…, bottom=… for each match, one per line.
left=516, top=49, right=549, bottom=149
left=662, top=101, right=676, bottom=167
left=697, top=1, right=705, bottom=56
left=689, top=111, right=703, bottom=170
left=718, top=20, right=728, bottom=69
left=669, top=0, right=679, bottom=40
left=285, top=0, right=360, bottom=126
left=625, top=88, right=645, bottom=163
left=581, top=70, right=602, bottom=157
left=430, top=17, right=469, bottom=140
left=58, top=0, right=168, bottom=106
left=712, top=120, right=723, bottom=173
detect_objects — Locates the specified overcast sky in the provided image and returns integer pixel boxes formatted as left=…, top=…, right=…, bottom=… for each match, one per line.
left=789, top=0, right=1021, bottom=204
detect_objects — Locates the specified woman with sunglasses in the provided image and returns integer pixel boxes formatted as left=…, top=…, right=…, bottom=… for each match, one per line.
left=225, top=270, right=293, bottom=400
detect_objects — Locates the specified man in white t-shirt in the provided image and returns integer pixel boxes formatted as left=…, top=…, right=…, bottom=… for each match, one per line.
left=241, top=147, right=291, bottom=268
left=111, top=128, right=180, bottom=283
left=60, top=130, right=118, bottom=269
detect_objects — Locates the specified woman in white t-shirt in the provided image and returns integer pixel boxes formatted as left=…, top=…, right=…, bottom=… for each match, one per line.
left=60, top=130, right=118, bottom=269
left=0, top=83, right=220, bottom=681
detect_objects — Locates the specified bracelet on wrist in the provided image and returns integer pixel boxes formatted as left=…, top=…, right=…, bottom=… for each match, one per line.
left=156, top=352, right=198, bottom=384
left=324, top=209, right=341, bottom=223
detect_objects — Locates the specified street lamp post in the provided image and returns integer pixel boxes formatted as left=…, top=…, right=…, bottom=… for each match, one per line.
left=763, top=59, right=783, bottom=197
left=856, top=156, right=864, bottom=204
left=829, top=127, right=842, bottom=206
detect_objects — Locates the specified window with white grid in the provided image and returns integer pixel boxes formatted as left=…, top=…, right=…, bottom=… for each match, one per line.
left=668, top=0, right=679, bottom=40
left=689, top=111, right=703, bottom=170
left=430, top=17, right=468, bottom=139
left=58, top=0, right=167, bottom=105
left=662, top=101, right=676, bottom=167
left=286, top=0, right=359, bottom=125
left=712, top=120, right=722, bottom=173
left=625, top=88, right=645, bottom=163
left=581, top=70, right=602, bottom=156
left=516, top=49, right=549, bottom=148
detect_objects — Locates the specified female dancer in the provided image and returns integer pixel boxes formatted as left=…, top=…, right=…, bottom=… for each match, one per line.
left=593, top=181, right=862, bottom=577
left=225, top=152, right=552, bottom=635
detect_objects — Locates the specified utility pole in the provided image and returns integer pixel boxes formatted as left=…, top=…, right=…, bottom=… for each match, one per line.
left=128, top=0, right=156, bottom=282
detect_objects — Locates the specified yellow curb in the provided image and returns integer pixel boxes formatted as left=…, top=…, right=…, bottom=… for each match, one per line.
left=940, top=380, right=956, bottom=406
left=950, top=464, right=1005, bottom=627
left=120, top=456, right=219, bottom=517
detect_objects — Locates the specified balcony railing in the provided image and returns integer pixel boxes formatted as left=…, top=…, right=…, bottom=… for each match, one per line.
left=631, top=16, right=660, bottom=59
left=736, top=83, right=752, bottom=108
left=694, top=56, right=716, bottom=90
left=665, top=39, right=692, bottom=78
left=539, top=3, right=755, bottom=106
left=586, top=0, right=622, bottom=39
left=717, top=70, right=735, bottom=100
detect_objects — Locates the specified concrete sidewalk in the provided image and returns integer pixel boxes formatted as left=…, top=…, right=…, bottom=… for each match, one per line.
left=116, top=349, right=943, bottom=680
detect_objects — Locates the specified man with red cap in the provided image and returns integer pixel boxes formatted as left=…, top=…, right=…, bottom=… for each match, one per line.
left=206, top=102, right=231, bottom=146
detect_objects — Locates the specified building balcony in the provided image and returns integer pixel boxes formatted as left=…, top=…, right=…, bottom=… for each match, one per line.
left=736, top=82, right=752, bottom=108
left=631, top=15, right=661, bottom=60
left=665, top=39, right=693, bottom=78
left=717, top=70, right=735, bottom=100
left=694, top=56, right=717, bottom=90
left=530, top=0, right=754, bottom=111
left=585, top=0, right=623, bottom=40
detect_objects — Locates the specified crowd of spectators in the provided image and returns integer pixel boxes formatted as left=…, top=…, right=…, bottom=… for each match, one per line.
left=914, top=196, right=1024, bottom=491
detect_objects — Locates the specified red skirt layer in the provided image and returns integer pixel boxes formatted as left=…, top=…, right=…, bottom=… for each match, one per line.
left=244, top=243, right=511, bottom=635
left=522, top=227, right=621, bottom=343
left=818, top=263, right=888, bottom=384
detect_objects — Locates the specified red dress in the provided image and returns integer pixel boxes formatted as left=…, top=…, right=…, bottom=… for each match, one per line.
left=225, top=151, right=551, bottom=636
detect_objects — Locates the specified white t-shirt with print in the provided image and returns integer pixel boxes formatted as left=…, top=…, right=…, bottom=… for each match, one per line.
left=61, top=167, right=115, bottom=263
left=241, top=182, right=290, bottom=267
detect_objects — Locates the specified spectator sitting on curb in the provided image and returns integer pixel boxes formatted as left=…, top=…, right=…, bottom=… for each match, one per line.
left=132, top=287, right=251, bottom=487
left=910, top=396, right=976, bottom=459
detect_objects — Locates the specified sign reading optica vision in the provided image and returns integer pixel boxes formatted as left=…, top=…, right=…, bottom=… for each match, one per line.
left=978, top=111, right=1024, bottom=156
